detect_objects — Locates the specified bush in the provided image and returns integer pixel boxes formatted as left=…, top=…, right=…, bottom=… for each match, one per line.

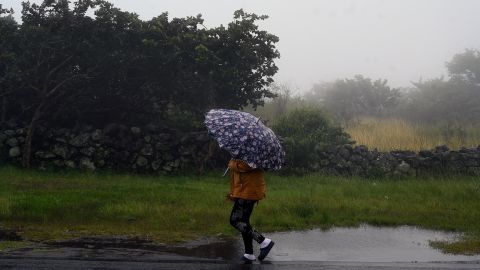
left=0, top=2, right=279, bottom=129
left=273, top=107, right=353, bottom=172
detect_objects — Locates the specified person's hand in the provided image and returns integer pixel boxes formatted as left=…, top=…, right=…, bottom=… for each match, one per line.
left=225, top=193, right=235, bottom=201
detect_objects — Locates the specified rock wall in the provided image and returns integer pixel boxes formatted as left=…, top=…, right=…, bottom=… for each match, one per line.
left=0, top=124, right=226, bottom=173
left=313, top=144, right=480, bottom=177
left=1, top=124, right=479, bottom=176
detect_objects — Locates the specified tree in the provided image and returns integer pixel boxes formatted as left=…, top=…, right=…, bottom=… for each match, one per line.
left=131, top=9, right=279, bottom=122
left=0, top=7, right=18, bottom=124
left=187, top=9, right=279, bottom=111
left=305, top=75, right=401, bottom=124
left=402, top=77, right=480, bottom=124
left=398, top=49, right=480, bottom=125
left=447, top=49, right=480, bottom=85
left=9, top=0, right=114, bottom=167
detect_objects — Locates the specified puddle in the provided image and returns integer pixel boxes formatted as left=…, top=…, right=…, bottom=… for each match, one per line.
left=23, top=225, right=480, bottom=262
left=167, top=225, right=480, bottom=262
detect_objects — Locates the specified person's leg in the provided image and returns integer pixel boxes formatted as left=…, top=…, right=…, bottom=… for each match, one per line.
left=230, top=199, right=265, bottom=256
left=241, top=232, right=253, bottom=255
left=231, top=199, right=274, bottom=261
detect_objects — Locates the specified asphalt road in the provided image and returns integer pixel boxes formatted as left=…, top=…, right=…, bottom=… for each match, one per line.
left=1, top=254, right=480, bottom=270
left=2, top=228, right=480, bottom=270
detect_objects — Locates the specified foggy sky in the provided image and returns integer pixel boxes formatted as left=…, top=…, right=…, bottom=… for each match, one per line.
left=3, top=0, right=480, bottom=92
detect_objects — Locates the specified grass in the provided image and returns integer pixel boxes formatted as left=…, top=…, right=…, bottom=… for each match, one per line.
left=0, top=166, right=479, bottom=254
left=0, top=240, right=30, bottom=251
left=346, top=118, right=480, bottom=151
left=431, top=234, right=480, bottom=255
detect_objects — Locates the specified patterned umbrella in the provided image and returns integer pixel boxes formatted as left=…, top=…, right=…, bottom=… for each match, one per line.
left=204, top=109, right=285, bottom=171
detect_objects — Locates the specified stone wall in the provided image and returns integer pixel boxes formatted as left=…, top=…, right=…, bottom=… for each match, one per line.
left=313, top=144, right=480, bottom=177
left=1, top=124, right=479, bottom=176
left=0, top=124, right=226, bottom=173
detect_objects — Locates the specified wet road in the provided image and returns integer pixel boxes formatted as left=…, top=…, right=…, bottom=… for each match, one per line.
left=2, top=226, right=480, bottom=269
left=1, top=256, right=480, bottom=270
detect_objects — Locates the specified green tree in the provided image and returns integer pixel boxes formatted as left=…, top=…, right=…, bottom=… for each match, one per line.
left=197, top=9, right=279, bottom=110
left=1, top=0, right=100, bottom=166
left=0, top=7, right=18, bottom=123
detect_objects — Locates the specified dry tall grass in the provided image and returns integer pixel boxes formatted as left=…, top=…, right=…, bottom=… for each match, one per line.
left=346, top=118, right=480, bottom=152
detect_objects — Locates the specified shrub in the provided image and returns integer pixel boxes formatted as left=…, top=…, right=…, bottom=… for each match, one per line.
left=273, top=107, right=353, bottom=172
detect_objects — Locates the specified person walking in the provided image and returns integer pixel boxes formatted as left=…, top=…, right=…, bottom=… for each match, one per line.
left=227, top=159, right=274, bottom=263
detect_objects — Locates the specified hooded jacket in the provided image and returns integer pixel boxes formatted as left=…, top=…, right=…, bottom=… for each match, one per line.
left=228, top=159, right=266, bottom=201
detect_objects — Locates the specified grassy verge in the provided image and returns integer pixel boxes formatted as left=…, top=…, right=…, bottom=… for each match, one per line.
left=0, top=166, right=479, bottom=254
left=0, top=240, right=31, bottom=251
left=431, top=234, right=480, bottom=255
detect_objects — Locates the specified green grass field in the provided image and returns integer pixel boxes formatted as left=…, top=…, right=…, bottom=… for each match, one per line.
left=0, top=166, right=479, bottom=254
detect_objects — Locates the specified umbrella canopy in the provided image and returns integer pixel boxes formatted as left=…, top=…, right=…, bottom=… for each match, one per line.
left=204, top=109, right=285, bottom=170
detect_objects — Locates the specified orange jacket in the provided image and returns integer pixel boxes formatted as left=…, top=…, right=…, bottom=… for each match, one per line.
left=228, top=159, right=266, bottom=201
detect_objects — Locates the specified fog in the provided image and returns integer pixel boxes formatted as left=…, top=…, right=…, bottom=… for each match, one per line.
left=4, top=0, right=480, bottom=92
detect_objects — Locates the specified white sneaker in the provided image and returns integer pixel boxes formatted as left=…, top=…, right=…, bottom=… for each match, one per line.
left=259, top=238, right=271, bottom=249
left=242, top=253, right=256, bottom=263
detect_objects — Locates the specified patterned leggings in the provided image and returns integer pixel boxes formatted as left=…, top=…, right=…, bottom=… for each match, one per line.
left=229, top=198, right=265, bottom=254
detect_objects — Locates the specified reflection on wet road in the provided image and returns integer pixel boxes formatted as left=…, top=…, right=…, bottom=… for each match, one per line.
left=168, top=225, right=480, bottom=262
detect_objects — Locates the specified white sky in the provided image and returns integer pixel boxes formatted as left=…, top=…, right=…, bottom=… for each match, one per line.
left=3, top=0, right=480, bottom=92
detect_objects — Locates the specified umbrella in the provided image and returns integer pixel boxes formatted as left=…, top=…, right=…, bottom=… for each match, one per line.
left=204, top=108, right=285, bottom=171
